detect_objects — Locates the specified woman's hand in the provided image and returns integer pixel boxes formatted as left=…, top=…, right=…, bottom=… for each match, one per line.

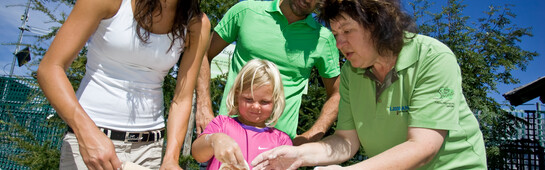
left=251, top=145, right=304, bottom=170
left=76, top=129, right=122, bottom=170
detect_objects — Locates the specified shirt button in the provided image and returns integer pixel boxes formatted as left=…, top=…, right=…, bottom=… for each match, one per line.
left=377, top=99, right=382, bottom=103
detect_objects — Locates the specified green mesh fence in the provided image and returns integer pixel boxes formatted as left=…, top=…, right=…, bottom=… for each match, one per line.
left=0, top=76, right=66, bottom=170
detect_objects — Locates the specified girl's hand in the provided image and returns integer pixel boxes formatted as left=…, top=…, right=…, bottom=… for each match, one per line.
left=210, top=133, right=247, bottom=169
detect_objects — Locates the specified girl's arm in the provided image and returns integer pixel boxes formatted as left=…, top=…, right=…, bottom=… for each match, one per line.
left=192, top=133, right=247, bottom=168
left=160, top=13, right=211, bottom=170
left=191, top=133, right=215, bottom=163
left=36, top=0, right=122, bottom=169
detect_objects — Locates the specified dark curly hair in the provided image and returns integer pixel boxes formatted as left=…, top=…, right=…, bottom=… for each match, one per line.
left=134, top=0, right=202, bottom=52
left=318, top=0, right=416, bottom=56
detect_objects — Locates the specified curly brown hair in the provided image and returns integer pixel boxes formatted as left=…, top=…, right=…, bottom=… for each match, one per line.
left=318, top=0, right=416, bottom=56
left=134, top=0, right=202, bottom=52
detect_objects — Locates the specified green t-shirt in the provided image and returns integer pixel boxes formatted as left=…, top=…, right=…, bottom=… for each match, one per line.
left=337, top=34, right=487, bottom=169
left=214, top=0, right=340, bottom=138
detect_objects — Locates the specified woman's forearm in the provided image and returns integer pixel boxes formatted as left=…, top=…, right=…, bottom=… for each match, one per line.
left=300, top=130, right=360, bottom=166
left=348, top=127, right=446, bottom=169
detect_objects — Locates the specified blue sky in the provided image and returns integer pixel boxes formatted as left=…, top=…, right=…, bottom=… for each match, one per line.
left=0, top=0, right=543, bottom=110
left=458, top=0, right=545, bottom=111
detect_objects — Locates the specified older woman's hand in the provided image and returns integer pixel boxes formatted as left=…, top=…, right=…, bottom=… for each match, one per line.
left=251, top=145, right=304, bottom=170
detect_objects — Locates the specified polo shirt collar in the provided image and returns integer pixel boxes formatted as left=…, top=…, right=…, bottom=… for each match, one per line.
left=394, top=32, right=418, bottom=71
left=267, top=0, right=319, bottom=29
left=267, top=0, right=283, bottom=13
left=235, top=117, right=271, bottom=132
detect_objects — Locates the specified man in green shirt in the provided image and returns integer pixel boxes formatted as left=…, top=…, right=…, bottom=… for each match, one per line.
left=196, top=0, right=341, bottom=145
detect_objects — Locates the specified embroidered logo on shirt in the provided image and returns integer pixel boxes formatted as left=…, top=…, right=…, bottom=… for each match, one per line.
left=258, top=146, right=268, bottom=150
left=436, top=87, right=454, bottom=100
left=434, top=87, right=455, bottom=108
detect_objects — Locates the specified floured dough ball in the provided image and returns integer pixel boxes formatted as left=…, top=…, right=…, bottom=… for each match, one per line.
left=218, top=161, right=250, bottom=170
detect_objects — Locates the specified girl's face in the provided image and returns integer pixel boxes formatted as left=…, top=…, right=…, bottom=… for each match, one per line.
left=237, top=84, right=274, bottom=128
left=330, top=13, right=381, bottom=69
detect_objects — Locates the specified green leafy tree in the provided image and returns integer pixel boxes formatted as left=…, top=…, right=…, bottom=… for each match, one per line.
left=409, top=0, right=537, bottom=167
left=201, top=0, right=238, bottom=28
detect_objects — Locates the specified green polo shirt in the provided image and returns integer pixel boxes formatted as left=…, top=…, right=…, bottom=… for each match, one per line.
left=214, top=0, right=340, bottom=138
left=337, top=34, right=486, bottom=169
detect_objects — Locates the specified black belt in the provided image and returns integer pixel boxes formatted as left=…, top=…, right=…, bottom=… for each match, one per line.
left=67, top=127, right=165, bottom=143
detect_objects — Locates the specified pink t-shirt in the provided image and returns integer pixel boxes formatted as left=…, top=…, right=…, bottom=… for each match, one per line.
left=202, top=115, right=293, bottom=170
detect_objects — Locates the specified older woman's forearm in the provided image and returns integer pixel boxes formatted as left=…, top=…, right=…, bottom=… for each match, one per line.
left=299, top=130, right=360, bottom=167
left=347, top=127, right=446, bottom=169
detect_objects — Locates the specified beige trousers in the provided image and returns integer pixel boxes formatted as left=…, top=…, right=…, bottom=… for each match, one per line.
left=59, top=132, right=163, bottom=170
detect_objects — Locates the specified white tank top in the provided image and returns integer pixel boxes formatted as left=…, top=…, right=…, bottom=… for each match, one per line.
left=76, top=0, right=184, bottom=131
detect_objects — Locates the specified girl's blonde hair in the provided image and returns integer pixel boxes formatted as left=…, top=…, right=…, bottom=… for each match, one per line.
left=225, top=59, right=285, bottom=127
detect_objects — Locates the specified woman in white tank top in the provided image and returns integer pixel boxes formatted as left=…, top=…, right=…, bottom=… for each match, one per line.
left=37, top=0, right=210, bottom=169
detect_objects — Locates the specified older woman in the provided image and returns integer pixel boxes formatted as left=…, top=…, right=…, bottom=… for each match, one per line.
left=251, top=0, right=487, bottom=169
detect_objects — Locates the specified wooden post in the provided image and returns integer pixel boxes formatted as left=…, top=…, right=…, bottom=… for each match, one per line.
left=182, top=91, right=196, bottom=156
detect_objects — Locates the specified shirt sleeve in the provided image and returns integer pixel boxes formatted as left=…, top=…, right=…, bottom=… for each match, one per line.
left=200, top=115, right=226, bottom=137
left=408, top=44, right=462, bottom=130
left=278, top=131, right=293, bottom=146
left=213, top=1, right=249, bottom=43
left=315, top=30, right=341, bottom=79
left=336, top=63, right=356, bottom=130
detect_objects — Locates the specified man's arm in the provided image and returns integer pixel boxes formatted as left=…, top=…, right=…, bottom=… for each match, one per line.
left=195, top=31, right=231, bottom=135
left=293, top=76, right=340, bottom=146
